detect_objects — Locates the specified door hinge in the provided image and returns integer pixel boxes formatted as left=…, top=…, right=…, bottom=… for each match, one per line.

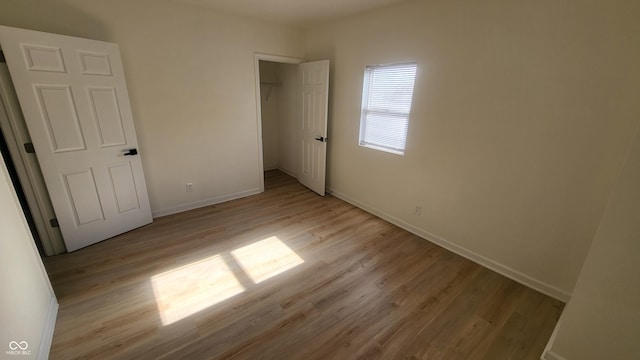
left=50, top=218, right=59, bottom=228
left=24, top=142, right=35, bottom=154
left=0, top=50, right=5, bottom=63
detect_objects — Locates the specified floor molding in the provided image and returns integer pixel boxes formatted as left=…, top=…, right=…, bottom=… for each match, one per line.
left=328, top=188, right=571, bottom=302
left=541, top=307, right=567, bottom=360
left=152, top=188, right=262, bottom=218
left=36, top=297, right=58, bottom=360
left=541, top=350, right=568, bottom=360
left=275, top=167, right=297, bottom=179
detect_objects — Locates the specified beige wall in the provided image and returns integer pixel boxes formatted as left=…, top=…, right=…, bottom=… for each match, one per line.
left=0, top=153, right=57, bottom=359
left=544, top=125, right=640, bottom=359
left=0, top=0, right=306, bottom=217
left=306, top=0, right=640, bottom=298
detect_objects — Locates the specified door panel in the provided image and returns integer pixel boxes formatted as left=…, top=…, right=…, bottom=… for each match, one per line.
left=299, top=60, right=329, bottom=196
left=88, top=87, right=126, bottom=147
left=78, top=51, right=113, bottom=76
left=35, top=85, right=86, bottom=152
left=22, top=44, right=66, bottom=73
left=0, top=25, right=152, bottom=251
left=64, top=169, right=104, bottom=225
left=108, top=163, right=140, bottom=213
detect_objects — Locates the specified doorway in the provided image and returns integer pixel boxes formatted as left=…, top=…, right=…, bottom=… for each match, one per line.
left=0, top=59, right=66, bottom=255
left=254, top=54, right=330, bottom=196
left=258, top=59, right=301, bottom=181
left=0, top=125, right=45, bottom=256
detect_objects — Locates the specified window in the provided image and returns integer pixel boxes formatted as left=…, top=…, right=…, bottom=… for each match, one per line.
left=359, top=62, right=417, bottom=155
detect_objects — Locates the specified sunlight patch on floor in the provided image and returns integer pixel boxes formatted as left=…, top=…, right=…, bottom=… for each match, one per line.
left=151, top=254, right=245, bottom=325
left=231, top=236, right=304, bottom=284
left=151, top=236, right=304, bottom=326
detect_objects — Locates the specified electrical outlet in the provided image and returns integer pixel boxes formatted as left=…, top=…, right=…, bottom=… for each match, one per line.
left=186, top=183, right=193, bottom=192
left=415, top=205, right=422, bottom=215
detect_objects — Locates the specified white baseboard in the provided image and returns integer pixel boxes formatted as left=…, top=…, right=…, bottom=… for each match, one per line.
left=541, top=306, right=568, bottom=360
left=541, top=350, right=568, bottom=360
left=275, top=167, right=297, bottom=179
left=152, top=188, right=262, bottom=218
left=152, top=167, right=299, bottom=219
left=328, top=188, right=571, bottom=303
left=37, top=297, right=58, bottom=360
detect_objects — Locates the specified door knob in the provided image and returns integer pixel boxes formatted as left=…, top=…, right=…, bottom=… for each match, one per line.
left=315, top=136, right=326, bottom=142
left=123, top=148, right=138, bottom=156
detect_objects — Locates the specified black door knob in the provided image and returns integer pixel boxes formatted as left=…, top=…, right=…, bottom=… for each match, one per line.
left=123, top=148, right=138, bottom=156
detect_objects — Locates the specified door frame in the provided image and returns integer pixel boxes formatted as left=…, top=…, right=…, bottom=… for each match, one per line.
left=253, top=53, right=304, bottom=192
left=0, top=62, right=66, bottom=255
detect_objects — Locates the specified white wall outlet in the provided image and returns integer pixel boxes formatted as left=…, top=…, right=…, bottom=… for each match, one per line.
left=186, top=183, right=193, bottom=192
left=415, top=205, right=422, bottom=215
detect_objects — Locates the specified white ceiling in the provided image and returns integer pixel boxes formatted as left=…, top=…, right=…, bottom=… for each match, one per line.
left=174, top=0, right=414, bottom=28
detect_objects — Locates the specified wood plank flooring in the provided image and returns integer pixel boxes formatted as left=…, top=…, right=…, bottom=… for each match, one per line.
left=44, top=170, right=563, bottom=359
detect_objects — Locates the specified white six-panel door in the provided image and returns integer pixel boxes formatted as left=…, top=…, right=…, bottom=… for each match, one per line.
left=0, top=26, right=152, bottom=252
left=299, top=60, right=329, bottom=196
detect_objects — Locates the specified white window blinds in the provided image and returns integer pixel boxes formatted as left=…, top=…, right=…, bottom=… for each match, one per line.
left=359, top=62, right=417, bottom=155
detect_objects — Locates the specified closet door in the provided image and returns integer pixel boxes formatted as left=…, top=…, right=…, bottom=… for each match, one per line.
left=299, top=60, right=329, bottom=196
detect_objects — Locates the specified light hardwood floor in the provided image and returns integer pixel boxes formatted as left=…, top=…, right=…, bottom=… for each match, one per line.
left=44, top=170, right=563, bottom=359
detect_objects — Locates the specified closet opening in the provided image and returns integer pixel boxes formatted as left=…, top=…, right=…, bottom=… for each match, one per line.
left=256, top=56, right=302, bottom=187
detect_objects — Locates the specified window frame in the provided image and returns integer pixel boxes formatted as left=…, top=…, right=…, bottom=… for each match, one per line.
left=358, top=62, right=417, bottom=156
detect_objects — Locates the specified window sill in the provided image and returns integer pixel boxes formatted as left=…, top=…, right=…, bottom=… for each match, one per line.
left=359, top=143, right=405, bottom=156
